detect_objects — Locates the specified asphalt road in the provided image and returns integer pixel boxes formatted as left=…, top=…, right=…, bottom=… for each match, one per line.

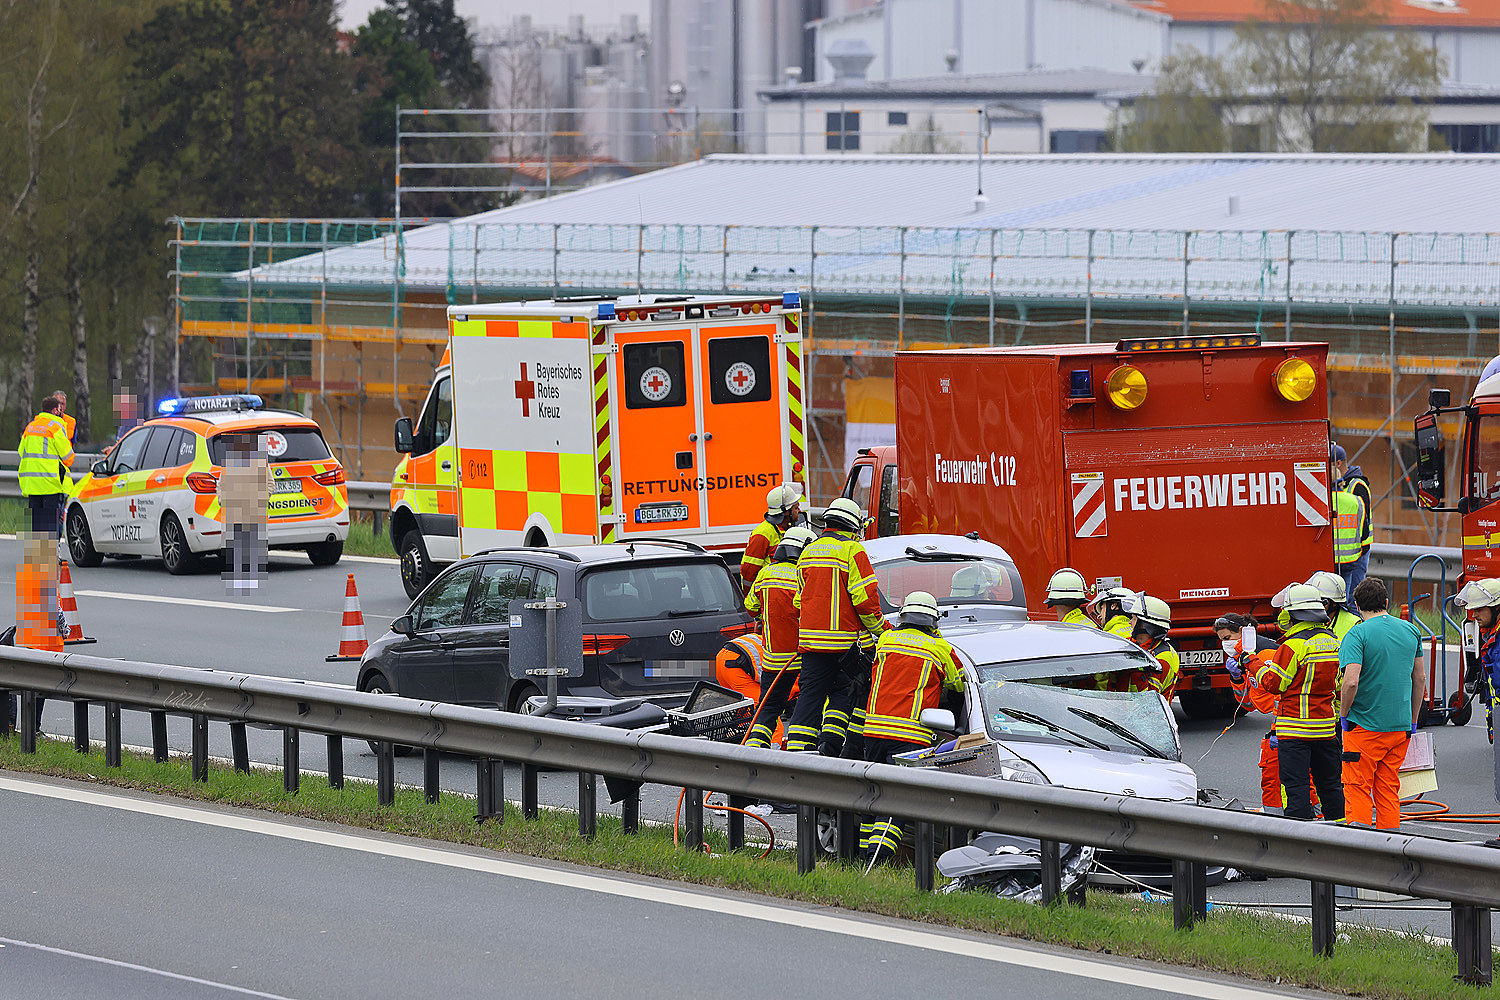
left=3, top=537, right=1498, bottom=943
left=0, top=772, right=1318, bottom=1000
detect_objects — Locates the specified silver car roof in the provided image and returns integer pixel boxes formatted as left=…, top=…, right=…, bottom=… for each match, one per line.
left=940, top=619, right=1154, bottom=674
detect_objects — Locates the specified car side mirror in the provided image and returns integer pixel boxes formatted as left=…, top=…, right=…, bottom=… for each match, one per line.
left=391, top=614, right=414, bottom=636
left=919, top=708, right=958, bottom=733
left=1413, top=413, right=1446, bottom=510
left=91, top=460, right=108, bottom=476
left=393, top=417, right=414, bottom=454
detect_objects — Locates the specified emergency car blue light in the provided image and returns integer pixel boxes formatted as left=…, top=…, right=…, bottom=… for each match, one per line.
left=597, top=303, right=616, bottom=320
left=1069, top=369, right=1093, bottom=398
left=157, top=394, right=264, bottom=415
left=782, top=292, right=800, bottom=309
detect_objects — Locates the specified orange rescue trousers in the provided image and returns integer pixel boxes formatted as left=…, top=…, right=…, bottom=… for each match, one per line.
left=1341, top=724, right=1408, bottom=830
left=1258, top=735, right=1319, bottom=811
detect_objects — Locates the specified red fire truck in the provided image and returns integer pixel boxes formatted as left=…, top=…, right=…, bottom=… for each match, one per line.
left=840, top=334, right=1335, bottom=718
left=1414, top=367, right=1500, bottom=582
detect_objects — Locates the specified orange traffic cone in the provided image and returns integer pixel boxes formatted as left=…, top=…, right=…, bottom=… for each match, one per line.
left=58, top=560, right=96, bottom=646
left=15, top=560, right=62, bottom=654
left=326, top=573, right=368, bottom=661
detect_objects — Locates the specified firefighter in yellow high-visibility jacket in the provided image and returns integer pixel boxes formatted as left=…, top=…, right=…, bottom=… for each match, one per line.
left=741, top=483, right=802, bottom=590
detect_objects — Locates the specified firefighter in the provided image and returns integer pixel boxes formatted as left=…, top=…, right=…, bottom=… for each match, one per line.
left=1128, top=596, right=1180, bottom=697
left=1331, top=444, right=1373, bottom=602
left=743, top=525, right=816, bottom=748
left=860, top=591, right=964, bottom=864
left=714, top=630, right=765, bottom=705
left=1218, top=613, right=1317, bottom=814
left=1044, top=568, right=1091, bottom=625
left=1253, top=583, right=1345, bottom=822
left=741, top=483, right=803, bottom=589
left=1089, top=586, right=1139, bottom=639
left=1454, top=578, right=1500, bottom=743
left=1306, top=571, right=1360, bottom=641
left=789, top=497, right=886, bottom=756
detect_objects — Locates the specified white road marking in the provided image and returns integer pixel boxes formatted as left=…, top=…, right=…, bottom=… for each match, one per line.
left=72, top=591, right=298, bottom=613
left=338, top=554, right=397, bottom=564
left=0, top=934, right=304, bottom=999
left=0, top=774, right=1299, bottom=1000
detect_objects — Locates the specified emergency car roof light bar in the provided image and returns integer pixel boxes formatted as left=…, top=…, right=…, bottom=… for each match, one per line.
left=1116, top=334, right=1262, bottom=353
left=596, top=303, right=616, bottom=320
left=783, top=291, right=801, bottom=308
left=157, top=394, right=264, bottom=415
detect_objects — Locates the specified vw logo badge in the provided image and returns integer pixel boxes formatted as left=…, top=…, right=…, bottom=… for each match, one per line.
left=669, top=629, right=686, bottom=647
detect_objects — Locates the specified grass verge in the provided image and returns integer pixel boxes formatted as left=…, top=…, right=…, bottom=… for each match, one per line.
left=0, top=734, right=1491, bottom=999
left=0, top=497, right=26, bottom=535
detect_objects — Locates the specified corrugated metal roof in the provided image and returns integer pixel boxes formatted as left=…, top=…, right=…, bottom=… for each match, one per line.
left=759, top=67, right=1157, bottom=99
left=1129, top=0, right=1500, bottom=27
left=245, top=154, right=1500, bottom=310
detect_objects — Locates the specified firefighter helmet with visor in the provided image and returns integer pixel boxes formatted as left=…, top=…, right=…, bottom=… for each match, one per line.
left=1044, top=568, right=1088, bottom=605
left=823, top=497, right=865, bottom=532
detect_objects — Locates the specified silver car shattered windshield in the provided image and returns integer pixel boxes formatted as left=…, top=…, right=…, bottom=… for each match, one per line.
left=974, top=658, right=1178, bottom=760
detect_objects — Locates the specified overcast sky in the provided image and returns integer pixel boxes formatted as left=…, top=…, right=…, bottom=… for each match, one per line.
left=337, top=0, right=650, bottom=31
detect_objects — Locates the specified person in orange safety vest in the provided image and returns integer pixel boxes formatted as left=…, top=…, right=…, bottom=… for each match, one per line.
left=743, top=526, right=814, bottom=748
left=1218, top=613, right=1319, bottom=814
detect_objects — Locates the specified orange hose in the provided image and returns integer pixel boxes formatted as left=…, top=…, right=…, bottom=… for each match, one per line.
left=673, top=787, right=777, bottom=857
left=1400, top=798, right=1500, bottom=824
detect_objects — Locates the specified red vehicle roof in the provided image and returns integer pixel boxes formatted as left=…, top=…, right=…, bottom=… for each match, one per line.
left=1129, top=0, right=1500, bottom=27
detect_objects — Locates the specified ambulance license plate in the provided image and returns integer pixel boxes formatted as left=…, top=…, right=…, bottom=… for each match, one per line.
left=272, top=478, right=302, bottom=494
left=1182, top=648, right=1225, bottom=668
left=634, top=502, right=690, bottom=524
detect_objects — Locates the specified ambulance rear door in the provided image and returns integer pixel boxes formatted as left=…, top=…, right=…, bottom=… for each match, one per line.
left=448, top=312, right=598, bottom=556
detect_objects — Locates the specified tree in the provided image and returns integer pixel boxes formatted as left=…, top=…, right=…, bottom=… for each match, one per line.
left=123, top=0, right=376, bottom=217
left=886, top=116, right=965, bottom=154
left=1114, top=0, right=1446, bottom=153
left=380, top=0, right=489, bottom=107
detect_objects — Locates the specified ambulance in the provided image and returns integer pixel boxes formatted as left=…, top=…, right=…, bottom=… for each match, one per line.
left=389, top=293, right=806, bottom=598
left=66, top=394, right=350, bottom=574
left=840, top=334, right=1335, bottom=717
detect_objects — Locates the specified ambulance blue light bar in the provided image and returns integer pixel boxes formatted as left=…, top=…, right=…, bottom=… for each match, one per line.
left=783, top=292, right=800, bottom=309
left=157, top=394, right=264, bottom=415
left=597, top=303, right=616, bottom=320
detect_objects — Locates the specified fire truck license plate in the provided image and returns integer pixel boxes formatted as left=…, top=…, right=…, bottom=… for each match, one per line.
left=634, top=502, right=690, bottom=524
left=1181, top=649, right=1225, bottom=668
left=272, top=478, right=302, bottom=494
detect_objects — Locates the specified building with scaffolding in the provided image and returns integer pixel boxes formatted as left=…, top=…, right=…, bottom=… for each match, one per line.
left=171, top=152, right=1500, bottom=547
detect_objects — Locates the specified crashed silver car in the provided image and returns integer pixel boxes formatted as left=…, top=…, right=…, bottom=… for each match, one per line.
left=865, top=533, right=1028, bottom=624
left=897, top=619, right=1199, bottom=900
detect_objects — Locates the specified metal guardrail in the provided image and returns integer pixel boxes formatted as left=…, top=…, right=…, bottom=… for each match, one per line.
left=0, top=646, right=1496, bottom=983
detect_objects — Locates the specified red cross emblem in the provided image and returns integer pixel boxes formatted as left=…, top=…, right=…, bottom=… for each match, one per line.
left=725, top=362, right=756, bottom=396
left=514, top=363, right=537, bottom=416
left=640, top=366, right=672, bottom=403
left=128, top=499, right=138, bottom=518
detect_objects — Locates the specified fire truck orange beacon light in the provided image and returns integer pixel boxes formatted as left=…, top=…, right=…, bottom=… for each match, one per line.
left=1105, top=364, right=1148, bottom=410
left=1273, top=357, right=1317, bottom=403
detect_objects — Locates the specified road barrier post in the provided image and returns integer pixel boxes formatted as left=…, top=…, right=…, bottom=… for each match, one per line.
left=19, top=691, right=36, bottom=753
left=621, top=787, right=640, bottom=834
left=191, top=714, right=209, bottom=782
left=522, top=763, right=539, bottom=819
left=423, top=748, right=439, bottom=804
left=1311, top=880, right=1336, bottom=956
left=376, top=742, right=395, bottom=805
left=837, top=810, right=859, bottom=863
left=151, top=711, right=168, bottom=762
left=326, top=735, right=344, bottom=789
left=579, top=772, right=597, bottom=841
left=104, top=702, right=121, bottom=767
left=72, top=699, right=88, bottom=753
left=914, top=821, right=936, bottom=893
left=1452, top=903, right=1493, bottom=985
left=0, top=688, right=11, bottom=737
left=1172, top=860, right=1207, bottom=930
left=796, top=805, right=817, bottom=874
left=726, top=794, right=747, bottom=850
left=683, top=788, right=705, bottom=851
left=1040, top=839, right=1062, bottom=905
left=283, top=726, right=300, bottom=794
left=476, top=758, right=503, bottom=823
left=230, top=723, right=250, bottom=773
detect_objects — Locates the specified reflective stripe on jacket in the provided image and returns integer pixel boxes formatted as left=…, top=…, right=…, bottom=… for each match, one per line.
left=1255, top=621, right=1341, bottom=739
left=17, top=412, right=75, bottom=496
left=714, top=634, right=765, bottom=701
left=1332, top=490, right=1365, bottom=566
left=795, top=530, right=886, bottom=651
left=740, top=521, right=783, bottom=588
left=744, top=559, right=801, bottom=670
left=864, top=626, right=964, bottom=745
left=1343, top=474, right=1374, bottom=552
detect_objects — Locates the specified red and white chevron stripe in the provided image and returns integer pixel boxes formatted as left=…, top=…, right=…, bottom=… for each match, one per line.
left=1293, top=462, right=1330, bottom=527
left=1072, top=472, right=1108, bottom=538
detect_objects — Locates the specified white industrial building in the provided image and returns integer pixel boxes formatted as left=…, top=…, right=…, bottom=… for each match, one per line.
left=811, top=0, right=1500, bottom=89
